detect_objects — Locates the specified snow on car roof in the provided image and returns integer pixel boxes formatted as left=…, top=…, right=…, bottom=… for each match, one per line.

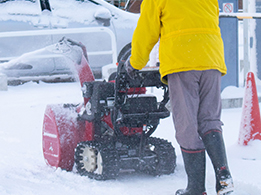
left=0, top=0, right=40, bottom=15
left=0, top=0, right=138, bottom=25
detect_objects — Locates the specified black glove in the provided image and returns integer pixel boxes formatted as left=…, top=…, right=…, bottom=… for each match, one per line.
left=124, top=59, right=138, bottom=79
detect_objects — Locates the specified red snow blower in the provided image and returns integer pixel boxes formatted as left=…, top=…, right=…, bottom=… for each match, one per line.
left=42, top=38, right=176, bottom=180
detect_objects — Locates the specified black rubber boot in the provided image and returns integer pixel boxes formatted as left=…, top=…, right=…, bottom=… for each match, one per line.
left=202, top=130, right=234, bottom=195
left=175, top=149, right=207, bottom=195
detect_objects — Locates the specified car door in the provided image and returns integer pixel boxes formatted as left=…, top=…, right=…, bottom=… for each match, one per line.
left=0, top=0, right=54, bottom=78
left=49, top=0, right=117, bottom=78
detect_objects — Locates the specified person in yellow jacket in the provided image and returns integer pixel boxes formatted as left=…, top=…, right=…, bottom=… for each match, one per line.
left=125, top=0, right=234, bottom=194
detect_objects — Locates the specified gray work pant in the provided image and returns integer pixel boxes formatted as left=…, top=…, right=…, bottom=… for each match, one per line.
left=168, top=70, right=223, bottom=150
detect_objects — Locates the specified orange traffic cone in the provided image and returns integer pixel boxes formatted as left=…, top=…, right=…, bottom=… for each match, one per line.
left=238, top=72, right=261, bottom=145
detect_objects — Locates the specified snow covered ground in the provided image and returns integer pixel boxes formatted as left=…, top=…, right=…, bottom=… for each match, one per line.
left=0, top=1, right=260, bottom=193
left=0, top=80, right=261, bottom=195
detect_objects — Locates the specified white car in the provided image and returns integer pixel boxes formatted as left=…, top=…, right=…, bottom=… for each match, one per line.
left=0, top=0, right=139, bottom=83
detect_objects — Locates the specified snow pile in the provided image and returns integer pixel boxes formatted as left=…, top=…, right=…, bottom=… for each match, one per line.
left=221, top=86, right=245, bottom=99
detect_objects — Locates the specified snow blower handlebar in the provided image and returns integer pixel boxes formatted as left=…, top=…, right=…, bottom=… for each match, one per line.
left=115, top=60, right=167, bottom=98
left=116, top=60, right=165, bottom=89
left=113, top=60, right=170, bottom=137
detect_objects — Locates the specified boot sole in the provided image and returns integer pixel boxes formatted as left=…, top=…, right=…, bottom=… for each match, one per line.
left=217, top=178, right=234, bottom=195
left=217, top=186, right=234, bottom=195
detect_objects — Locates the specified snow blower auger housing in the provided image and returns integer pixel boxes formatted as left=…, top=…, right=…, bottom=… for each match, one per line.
left=42, top=38, right=176, bottom=180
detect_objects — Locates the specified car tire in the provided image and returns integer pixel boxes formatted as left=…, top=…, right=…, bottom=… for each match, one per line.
left=117, top=44, right=131, bottom=63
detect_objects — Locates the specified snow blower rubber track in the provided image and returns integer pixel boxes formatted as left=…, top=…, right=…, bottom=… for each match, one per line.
left=75, top=140, right=119, bottom=180
left=143, top=137, right=176, bottom=176
left=74, top=137, right=176, bottom=180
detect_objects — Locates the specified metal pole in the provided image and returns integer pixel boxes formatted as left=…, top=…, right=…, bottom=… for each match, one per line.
left=243, top=0, right=250, bottom=82
left=249, top=0, right=257, bottom=75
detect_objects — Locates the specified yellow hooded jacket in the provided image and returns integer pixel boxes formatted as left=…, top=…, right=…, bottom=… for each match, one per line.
left=130, top=0, right=227, bottom=84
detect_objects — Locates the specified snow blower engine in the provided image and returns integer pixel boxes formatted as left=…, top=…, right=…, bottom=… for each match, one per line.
left=42, top=38, right=176, bottom=180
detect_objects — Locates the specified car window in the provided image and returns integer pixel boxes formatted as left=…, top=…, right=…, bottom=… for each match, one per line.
left=105, top=0, right=141, bottom=13
left=39, top=0, right=51, bottom=11
left=76, top=0, right=141, bottom=13
left=106, top=0, right=126, bottom=9
left=124, top=0, right=141, bottom=13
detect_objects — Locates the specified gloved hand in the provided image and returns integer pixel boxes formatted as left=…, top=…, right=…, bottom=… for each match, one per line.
left=124, top=58, right=138, bottom=79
